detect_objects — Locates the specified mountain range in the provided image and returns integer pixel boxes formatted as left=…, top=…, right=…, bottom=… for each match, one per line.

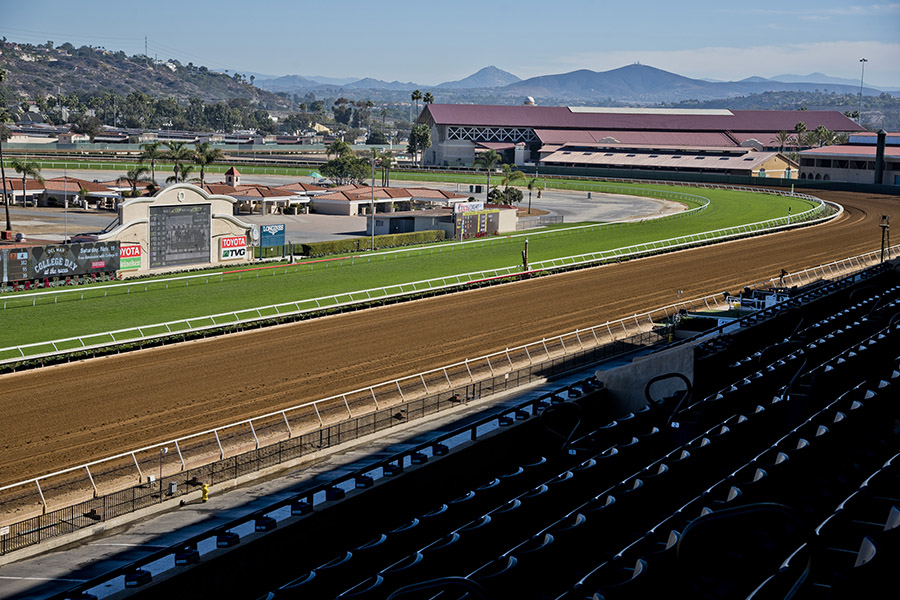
left=255, top=64, right=891, bottom=104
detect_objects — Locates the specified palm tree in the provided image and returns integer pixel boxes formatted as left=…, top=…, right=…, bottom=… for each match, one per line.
left=499, top=163, right=525, bottom=189
left=124, top=164, right=151, bottom=197
left=776, top=131, right=792, bottom=153
left=411, top=89, right=422, bottom=121
left=378, top=150, right=396, bottom=187
left=326, top=139, right=352, bottom=159
left=9, top=159, right=45, bottom=208
left=473, top=149, right=501, bottom=202
left=526, top=176, right=539, bottom=215
left=1, top=66, right=12, bottom=232
left=163, top=141, right=195, bottom=186
left=166, top=163, right=195, bottom=184
left=193, top=142, right=225, bottom=187
left=140, top=141, right=164, bottom=184
left=423, top=92, right=434, bottom=106
left=793, top=122, right=807, bottom=150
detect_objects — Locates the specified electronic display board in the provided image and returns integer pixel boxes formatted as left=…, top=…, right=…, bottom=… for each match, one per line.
left=149, top=204, right=211, bottom=269
left=2, top=242, right=120, bottom=282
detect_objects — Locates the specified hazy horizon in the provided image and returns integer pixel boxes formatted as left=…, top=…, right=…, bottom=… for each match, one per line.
left=3, top=0, right=898, bottom=88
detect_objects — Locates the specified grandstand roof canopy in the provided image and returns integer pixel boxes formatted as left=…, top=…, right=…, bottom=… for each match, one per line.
left=422, top=104, right=863, bottom=133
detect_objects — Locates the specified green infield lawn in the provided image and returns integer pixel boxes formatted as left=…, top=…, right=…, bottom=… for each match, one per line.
left=0, top=183, right=815, bottom=350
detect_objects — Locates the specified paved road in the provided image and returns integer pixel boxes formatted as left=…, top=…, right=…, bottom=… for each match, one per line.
left=15, top=169, right=684, bottom=244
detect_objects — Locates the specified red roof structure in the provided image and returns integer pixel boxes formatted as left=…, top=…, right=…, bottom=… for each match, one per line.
left=422, top=104, right=864, bottom=134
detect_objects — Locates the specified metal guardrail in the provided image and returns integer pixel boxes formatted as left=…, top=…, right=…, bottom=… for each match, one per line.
left=0, top=189, right=826, bottom=365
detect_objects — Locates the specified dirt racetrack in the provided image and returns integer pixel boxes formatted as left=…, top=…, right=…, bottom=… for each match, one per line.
left=1, top=189, right=897, bottom=487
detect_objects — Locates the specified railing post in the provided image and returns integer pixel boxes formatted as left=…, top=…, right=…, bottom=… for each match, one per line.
left=85, top=466, right=98, bottom=497
left=214, top=430, right=225, bottom=460
left=174, top=441, right=185, bottom=471
left=249, top=421, right=260, bottom=450
left=342, top=394, right=352, bottom=418
left=132, top=452, right=143, bottom=481
left=282, top=411, right=293, bottom=438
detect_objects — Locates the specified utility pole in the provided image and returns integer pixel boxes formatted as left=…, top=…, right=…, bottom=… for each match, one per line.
left=858, top=58, right=868, bottom=124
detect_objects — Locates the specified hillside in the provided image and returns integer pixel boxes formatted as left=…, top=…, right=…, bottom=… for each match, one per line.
left=665, top=90, right=900, bottom=131
left=501, top=64, right=883, bottom=103
left=0, top=40, right=290, bottom=109
left=438, top=66, right=521, bottom=89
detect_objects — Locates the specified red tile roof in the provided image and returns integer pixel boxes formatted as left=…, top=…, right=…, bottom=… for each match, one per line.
left=224, top=167, right=241, bottom=176
left=424, top=104, right=864, bottom=133
left=43, top=177, right=114, bottom=193
left=1, top=178, right=44, bottom=191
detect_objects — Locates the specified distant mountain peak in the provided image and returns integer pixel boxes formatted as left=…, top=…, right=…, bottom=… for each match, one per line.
left=438, top=66, right=521, bottom=89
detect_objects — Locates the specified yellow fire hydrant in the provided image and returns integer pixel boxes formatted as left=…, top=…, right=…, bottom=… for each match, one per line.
left=201, top=483, right=209, bottom=503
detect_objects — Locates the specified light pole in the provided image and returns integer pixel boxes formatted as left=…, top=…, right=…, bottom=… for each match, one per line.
left=158, top=447, right=168, bottom=495
left=858, top=58, right=868, bottom=124
left=370, top=151, right=376, bottom=250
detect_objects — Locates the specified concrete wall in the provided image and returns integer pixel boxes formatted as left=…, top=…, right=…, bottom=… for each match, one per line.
left=102, top=183, right=252, bottom=273
left=593, top=342, right=696, bottom=416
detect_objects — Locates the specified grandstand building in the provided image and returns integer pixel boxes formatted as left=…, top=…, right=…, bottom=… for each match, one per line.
left=418, top=104, right=863, bottom=168
left=799, top=130, right=900, bottom=185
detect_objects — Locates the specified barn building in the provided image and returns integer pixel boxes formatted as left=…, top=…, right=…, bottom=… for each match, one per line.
left=418, top=104, right=863, bottom=169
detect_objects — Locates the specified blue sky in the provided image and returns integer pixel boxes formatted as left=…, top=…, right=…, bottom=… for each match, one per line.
left=2, top=0, right=899, bottom=87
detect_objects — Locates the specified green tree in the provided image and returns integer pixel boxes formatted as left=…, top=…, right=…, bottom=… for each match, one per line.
left=9, top=159, right=45, bottom=208
left=378, top=150, right=396, bottom=187
left=473, top=149, right=501, bottom=202
left=411, top=89, right=422, bottom=120
left=124, top=164, right=151, bottom=197
left=793, top=122, right=807, bottom=150
left=140, top=141, right=164, bottom=184
left=423, top=91, right=434, bottom=105
left=776, top=131, right=792, bottom=153
left=498, top=163, right=525, bottom=189
left=163, top=141, right=196, bottom=184
left=320, top=154, right=370, bottom=186
left=326, top=139, right=353, bottom=159
left=526, top=176, right=539, bottom=215
left=166, top=163, right=195, bottom=184
left=0, top=66, right=11, bottom=231
left=193, top=141, right=224, bottom=187
left=407, top=123, right=431, bottom=167
left=72, top=114, right=103, bottom=143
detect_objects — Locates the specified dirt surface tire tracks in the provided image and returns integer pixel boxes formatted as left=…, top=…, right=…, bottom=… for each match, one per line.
left=1, top=189, right=896, bottom=487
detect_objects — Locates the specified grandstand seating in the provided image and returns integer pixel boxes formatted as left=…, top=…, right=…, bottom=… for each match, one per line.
left=117, top=263, right=900, bottom=600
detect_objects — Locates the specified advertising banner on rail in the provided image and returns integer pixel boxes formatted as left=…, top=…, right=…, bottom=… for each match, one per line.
left=220, top=236, right=248, bottom=260
left=119, top=245, right=142, bottom=271
left=259, top=224, right=286, bottom=248
left=1, top=241, right=121, bottom=282
left=453, top=201, right=485, bottom=213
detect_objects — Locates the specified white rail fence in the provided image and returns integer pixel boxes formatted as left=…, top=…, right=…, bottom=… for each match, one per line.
left=0, top=242, right=891, bottom=523
left=0, top=195, right=832, bottom=365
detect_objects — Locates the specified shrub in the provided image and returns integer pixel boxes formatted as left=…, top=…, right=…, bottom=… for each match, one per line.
left=300, top=230, right=446, bottom=257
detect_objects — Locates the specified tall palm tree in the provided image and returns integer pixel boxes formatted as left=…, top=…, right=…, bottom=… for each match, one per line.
left=473, top=149, right=501, bottom=202
left=193, top=142, right=225, bottom=187
left=9, top=159, right=45, bottom=208
left=411, top=89, right=422, bottom=121
left=1, top=66, right=11, bottom=232
left=124, top=164, right=151, bottom=197
left=793, top=122, right=807, bottom=151
left=163, top=141, right=195, bottom=186
left=140, top=141, right=164, bottom=184
left=378, top=150, right=396, bottom=187
left=526, top=176, right=539, bottom=215
left=423, top=92, right=434, bottom=106
left=776, top=131, right=791, bottom=153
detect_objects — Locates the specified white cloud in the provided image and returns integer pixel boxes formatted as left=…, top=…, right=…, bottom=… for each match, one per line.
left=521, top=41, right=900, bottom=88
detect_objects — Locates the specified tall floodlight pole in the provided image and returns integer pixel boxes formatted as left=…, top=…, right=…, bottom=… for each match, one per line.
left=371, top=152, right=376, bottom=250
left=858, top=58, right=868, bottom=124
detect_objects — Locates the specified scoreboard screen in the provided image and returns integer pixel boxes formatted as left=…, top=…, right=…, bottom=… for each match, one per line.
left=149, top=204, right=211, bottom=269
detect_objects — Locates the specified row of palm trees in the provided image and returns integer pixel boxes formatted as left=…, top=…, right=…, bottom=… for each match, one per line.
left=126, top=141, right=225, bottom=196
left=410, top=90, right=434, bottom=120
left=775, top=124, right=850, bottom=153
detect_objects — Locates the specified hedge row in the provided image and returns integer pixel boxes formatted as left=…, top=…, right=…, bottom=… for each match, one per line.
left=299, top=230, right=447, bottom=257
